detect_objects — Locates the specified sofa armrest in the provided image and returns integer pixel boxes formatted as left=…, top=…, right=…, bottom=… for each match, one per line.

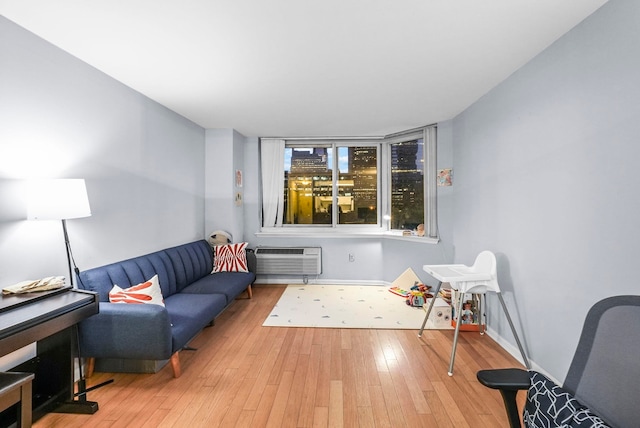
left=78, top=302, right=173, bottom=360
left=477, top=368, right=530, bottom=428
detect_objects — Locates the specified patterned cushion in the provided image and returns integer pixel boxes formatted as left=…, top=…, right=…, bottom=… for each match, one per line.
left=212, top=242, right=249, bottom=273
left=523, top=372, right=611, bottom=428
left=108, top=274, right=165, bottom=306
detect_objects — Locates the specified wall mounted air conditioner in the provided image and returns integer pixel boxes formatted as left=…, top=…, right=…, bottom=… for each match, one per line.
left=255, top=247, right=322, bottom=275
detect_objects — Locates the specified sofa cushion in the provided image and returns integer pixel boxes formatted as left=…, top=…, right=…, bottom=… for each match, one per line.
left=109, top=274, right=165, bottom=306
left=164, top=240, right=214, bottom=292
left=212, top=242, right=249, bottom=273
left=79, top=250, right=176, bottom=301
left=181, top=271, right=255, bottom=304
left=163, top=293, right=227, bottom=351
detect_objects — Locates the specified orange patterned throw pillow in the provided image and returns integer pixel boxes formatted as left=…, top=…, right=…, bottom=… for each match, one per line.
left=213, top=242, right=249, bottom=273
left=109, top=274, right=165, bottom=306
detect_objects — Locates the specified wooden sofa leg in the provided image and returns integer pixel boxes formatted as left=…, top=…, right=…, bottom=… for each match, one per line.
left=247, top=284, right=253, bottom=299
left=86, top=357, right=95, bottom=378
left=170, top=352, right=181, bottom=378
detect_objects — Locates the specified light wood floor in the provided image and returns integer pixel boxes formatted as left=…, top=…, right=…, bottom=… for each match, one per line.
left=35, top=285, right=525, bottom=428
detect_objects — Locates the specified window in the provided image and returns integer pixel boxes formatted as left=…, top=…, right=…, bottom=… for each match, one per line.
left=390, top=138, right=424, bottom=233
left=283, top=145, right=378, bottom=226
left=260, top=125, right=437, bottom=238
left=284, top=146, right=334, bottom=225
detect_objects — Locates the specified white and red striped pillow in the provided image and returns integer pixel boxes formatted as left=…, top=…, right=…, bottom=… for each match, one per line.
left=109, top=274, right=165, bottom=306
left=212, top=242, right=249, bottom=273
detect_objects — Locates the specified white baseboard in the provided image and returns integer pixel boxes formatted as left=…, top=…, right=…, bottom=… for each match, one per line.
left=484, top=327, right=560, bottom=385
left=255, top=276, right=388, bottom=286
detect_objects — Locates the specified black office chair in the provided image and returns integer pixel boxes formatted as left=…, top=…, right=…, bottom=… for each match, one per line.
left=477, top=295, right=640, bottom=428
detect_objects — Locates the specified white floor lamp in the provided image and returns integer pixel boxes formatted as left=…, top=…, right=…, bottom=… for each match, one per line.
left=27, top=178, right=91, bottom=287
left=26, top=178, right=107, bottom=413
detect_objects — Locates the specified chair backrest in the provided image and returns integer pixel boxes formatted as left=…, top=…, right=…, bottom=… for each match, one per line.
left=462, top=250, right=500, bottom=294
left=563, top=295, right=640, bottom=428
left=470, top=250, right=496, bottom=275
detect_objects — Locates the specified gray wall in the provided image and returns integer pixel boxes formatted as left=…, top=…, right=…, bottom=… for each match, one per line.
left=0, top=16, right=206, bottom=286
left=205, top=128, right=246, bottom=242
left=450, top=0, right=640, bottom=381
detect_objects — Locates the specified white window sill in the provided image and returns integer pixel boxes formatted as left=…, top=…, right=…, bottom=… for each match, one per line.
left=256, top=228, right=439, bottom=244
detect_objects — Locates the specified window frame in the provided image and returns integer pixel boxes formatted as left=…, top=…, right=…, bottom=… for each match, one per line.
left=259, top=125, right=438, bottom=241
left=283, top=139, right=382, bottom=230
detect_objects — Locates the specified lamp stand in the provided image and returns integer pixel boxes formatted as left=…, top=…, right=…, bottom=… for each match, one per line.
left=56, top=219, right=113, bottom=414
left=61, top=219, right=75, bottom=287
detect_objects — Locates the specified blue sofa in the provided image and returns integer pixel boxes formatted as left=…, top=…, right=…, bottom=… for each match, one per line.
left=76, top=240, right=255, bottom=377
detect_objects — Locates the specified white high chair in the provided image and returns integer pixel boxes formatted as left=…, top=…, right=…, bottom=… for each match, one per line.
left=418, top=251, right=530, bottom=375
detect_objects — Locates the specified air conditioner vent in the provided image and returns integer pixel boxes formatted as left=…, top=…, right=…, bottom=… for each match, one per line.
left=255, top=247, right=321, bottom=275
left=256, top=248, right=305, bottom=255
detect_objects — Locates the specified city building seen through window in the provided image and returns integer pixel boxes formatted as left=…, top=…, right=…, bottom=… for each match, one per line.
left=261, top=125, right=436, bottom=238
left=284, top=146, right=378, bottom=226
left=390, top=139, right=424, bottom=233
left=282, top=123, right=436, bottom=238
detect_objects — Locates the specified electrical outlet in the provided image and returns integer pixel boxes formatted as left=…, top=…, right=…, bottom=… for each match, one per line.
left=348, top=253, right=355, bottom=262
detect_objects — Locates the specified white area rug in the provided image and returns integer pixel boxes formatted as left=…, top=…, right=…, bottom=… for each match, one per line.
left=262, top=284, right=452, bottom=329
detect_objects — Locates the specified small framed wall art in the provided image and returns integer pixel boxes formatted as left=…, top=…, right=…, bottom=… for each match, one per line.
left=437, top=168, right=452, bottom=186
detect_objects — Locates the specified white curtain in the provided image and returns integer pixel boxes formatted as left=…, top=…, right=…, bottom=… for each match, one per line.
left=260, top=139, right=285, bottom=227
left=424, top=125, right=438, bottom=239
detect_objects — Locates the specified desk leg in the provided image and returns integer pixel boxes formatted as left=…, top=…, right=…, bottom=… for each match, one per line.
left=448, top=294, right=466, bottom=376
left=21, top=379, right=32, bottom=428
left=418, top=281, right=442, bottom=337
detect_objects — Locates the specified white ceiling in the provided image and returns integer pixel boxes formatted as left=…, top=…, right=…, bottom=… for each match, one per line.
left=1, top=0, right=607, bottom=137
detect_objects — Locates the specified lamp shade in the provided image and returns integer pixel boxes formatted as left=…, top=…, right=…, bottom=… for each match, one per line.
left=27, top=179, right=91, bottom=220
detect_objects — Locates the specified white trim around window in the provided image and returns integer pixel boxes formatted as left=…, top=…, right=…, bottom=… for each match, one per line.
left=259, top=124, right=438, bottom=242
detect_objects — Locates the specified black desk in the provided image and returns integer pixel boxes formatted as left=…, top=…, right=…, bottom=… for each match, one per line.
left=0, top=287, right=98, bottom=424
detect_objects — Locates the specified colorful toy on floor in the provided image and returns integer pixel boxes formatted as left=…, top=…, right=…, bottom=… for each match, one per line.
left=410, top=283, right=434, bottom=299
left=389, top=268, right=422, bottom=298
left=389, top=270, right=436, bottom=304
left=389, top=286, right=410, bottom=297
left=406, top=290, right=426, bottom=307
